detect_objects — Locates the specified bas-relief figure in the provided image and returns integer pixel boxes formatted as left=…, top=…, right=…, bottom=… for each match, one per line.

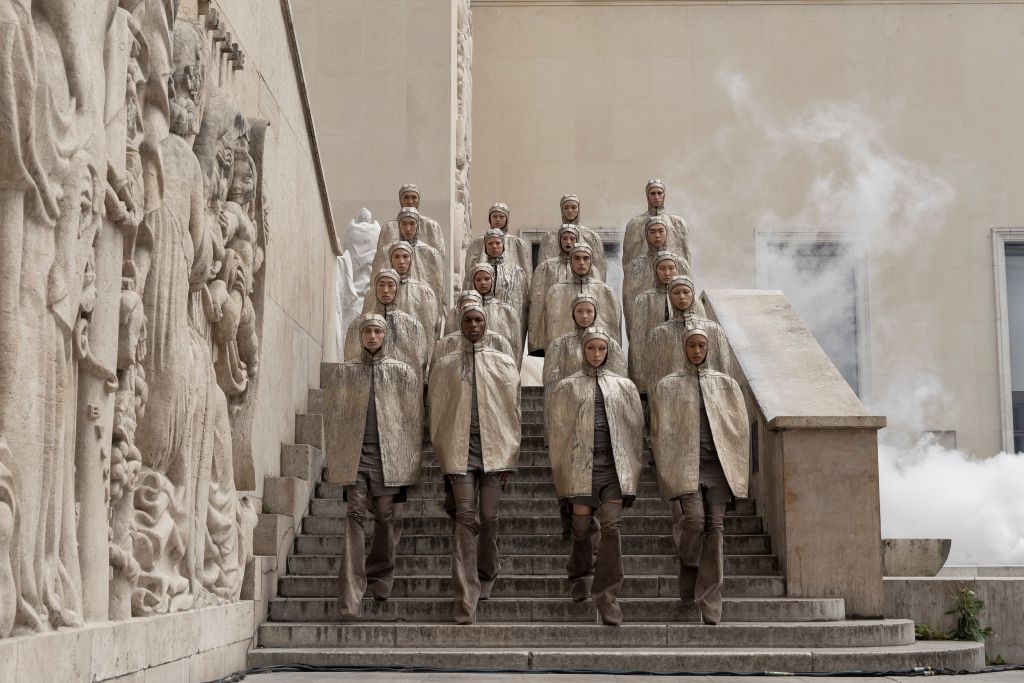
left=0, top=5, right=263, bottom=638
left=336, top=209, right=381, bottom=359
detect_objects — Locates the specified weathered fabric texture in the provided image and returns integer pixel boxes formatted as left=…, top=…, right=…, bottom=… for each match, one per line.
left=444, top=298, right=522, bottom=368
left=622, top=210, right=690, bottom=266
left=450, top=470, right=503, bottom=624
left=543, top=280, right=622, bottom=349
left=650, top=368, right=749, bottom=500
left=538, top=224, right=607, bottom=276
left=529, top=256, right=602, bottom=353
left=676, top=490, right=729, bottom=623
left=377, top=214, right=446, bottom=254
left=646, top=314, right=734, bottom=391
left=543, top=328, right=626, bottom=418
left=362, top=276, right=440, bottom=340
left=337, top=477, right=398, bottom=617
left=344, top=304, right=429, bottom=381
left=429, top=338, right=521, bottom=475
left=463, top=233, right=532, bottom=289
left=622, top=252, right=691, bottom=333
left=548, top=370, right=643, bottom=500
left=371, top=240, right=446, bottom=298
left=323, top=355, right=424, bottom=488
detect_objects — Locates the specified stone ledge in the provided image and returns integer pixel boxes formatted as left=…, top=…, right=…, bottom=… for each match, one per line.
left=767, top=415, right=887, bottom=430
left=0, top=602, right=255, bottom=683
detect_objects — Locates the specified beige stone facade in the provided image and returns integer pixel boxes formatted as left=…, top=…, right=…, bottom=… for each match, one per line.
left=465, top=0, right=1024, bottom=457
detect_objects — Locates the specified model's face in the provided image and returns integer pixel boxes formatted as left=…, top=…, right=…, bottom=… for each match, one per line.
left=561, top=200, right=579, bottom=221
left=573, top=302, right=596, bottom=328
left=375, top=278, right=397, bottom=305
left=399, top=217, right=418, bottom=240
left=361, top=326, right=385, bottom=352
left=461, top=310, right=487, bottom=342
left=647, top=187, right=665, bottom=208
left=584, top=339, right=608, bottom=368
left=656, top=260, right=678, bottom=284
left=400, top=191, right=419, bottom=208
left=647, top=224, right=667, bottom=247
left=685, top=336, right=708, bottom=365
left=570, top=252, right=592, bottom=276
left=390, top=251, right=411, bottom=275
left=485, top=236, right=504, bottom=258
left=489, top=211, right=507, bottom=230
left=473, top=271, right=493, bottom=295
left=670, top=283, right=694, bottom=311
left=559, top=232, right=576, bottom=253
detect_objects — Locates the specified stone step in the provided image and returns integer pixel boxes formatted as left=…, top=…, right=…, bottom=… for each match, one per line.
left=277, top=574, right=785, bottom=599
left=309, top=496, right=757, bottom=517
left=294, top=533, right=771, bottom=556
left=248, top=641, right=985, bottom=674
left=318, top=480, right=667, bottom=500
left=257, top=620, right=914, bottom=649
left=267, top=596, right=845, bottom=623
left=301, top=513, right=763, bottom=536
left=415, top=464, right=660, bottom=483
left=288, top=553, right=779, bottom=577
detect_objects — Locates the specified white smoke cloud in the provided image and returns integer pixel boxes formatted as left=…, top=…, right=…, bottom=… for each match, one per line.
left=666, top=68, right=1023, bottom=566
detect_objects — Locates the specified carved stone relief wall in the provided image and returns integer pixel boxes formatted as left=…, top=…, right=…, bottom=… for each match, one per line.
left=0, top=1, right=263, bottom=637
left=455, top=0, right=474, bottom=284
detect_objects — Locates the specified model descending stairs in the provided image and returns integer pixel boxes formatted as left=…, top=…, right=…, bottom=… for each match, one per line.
left=248, top=381, right=985, bottom=674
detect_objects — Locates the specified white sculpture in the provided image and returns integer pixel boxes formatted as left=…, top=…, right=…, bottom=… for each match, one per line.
left=335, top=209, right=381, bottom=359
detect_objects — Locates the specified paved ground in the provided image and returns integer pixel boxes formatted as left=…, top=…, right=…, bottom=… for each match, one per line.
left=242, top=670, right=1024, bottom=682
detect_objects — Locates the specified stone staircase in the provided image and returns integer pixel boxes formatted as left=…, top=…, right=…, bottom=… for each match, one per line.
left=247, top=379, right=984, bottom=674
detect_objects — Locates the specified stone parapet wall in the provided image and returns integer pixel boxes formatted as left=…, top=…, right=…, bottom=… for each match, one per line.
left=885, top=577, right=1024, bottom=664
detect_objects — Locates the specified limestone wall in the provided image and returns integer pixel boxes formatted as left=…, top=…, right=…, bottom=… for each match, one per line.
left=0, top=0, right=334, bottom=678
left=469, top=0, right=1023, bottom=455
left=291, top=0, right=459, bottom=302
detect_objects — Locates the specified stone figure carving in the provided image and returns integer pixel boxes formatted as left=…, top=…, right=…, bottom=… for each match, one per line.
left=0, top=1, right=264, bottom=641
left=622, top=179, right=691, bottom=267
left=537, top=195, right=606, bottom=276
left=336, top=208, right=381, bottom=359
left=455, top=0, right=474, bottom=286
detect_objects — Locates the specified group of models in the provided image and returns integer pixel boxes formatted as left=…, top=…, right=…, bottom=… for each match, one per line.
left=323, top=180, right=750, bottom=626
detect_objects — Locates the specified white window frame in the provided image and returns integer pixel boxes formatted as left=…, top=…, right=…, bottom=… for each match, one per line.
left=991, top=227, right=1024, bottom=452
left=754, top=230, right=872, bottom=402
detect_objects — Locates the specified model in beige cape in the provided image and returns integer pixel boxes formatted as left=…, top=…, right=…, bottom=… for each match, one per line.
left=540, top=245, right=622, bottom=350
left=428, top=335, right=521, bottom=476
left=375, top=183, right=446, bottom=253
left=650, top=338, right=749, bottom=502
left=549, top=362, right=644, bottom=501
left=371, top=210, right=445, bottom=298
left=622, top=179, right=691, bottom=267
left=462, top=202, right=531, bottom=289
left=646, top=275, right=732, bottom=392
left=460, top=264, right=524, bottom=368
left=345, top=270, right=429, bottom=381
left=536, top=195, right=607, bottom=276
left=622, top=223, right=691, bottom=332
left=364, top=246, right=440, bottom=340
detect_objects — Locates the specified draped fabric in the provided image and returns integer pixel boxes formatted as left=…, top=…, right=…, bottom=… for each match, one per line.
left=428, top=339, right=521, bottom=475
left=345, top=304, right=429, bottom=381
left=323, top=354, right=424, bottom=488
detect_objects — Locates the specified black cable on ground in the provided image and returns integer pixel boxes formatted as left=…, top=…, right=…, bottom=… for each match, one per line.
left=209, top=661, right=1024, bottom=682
